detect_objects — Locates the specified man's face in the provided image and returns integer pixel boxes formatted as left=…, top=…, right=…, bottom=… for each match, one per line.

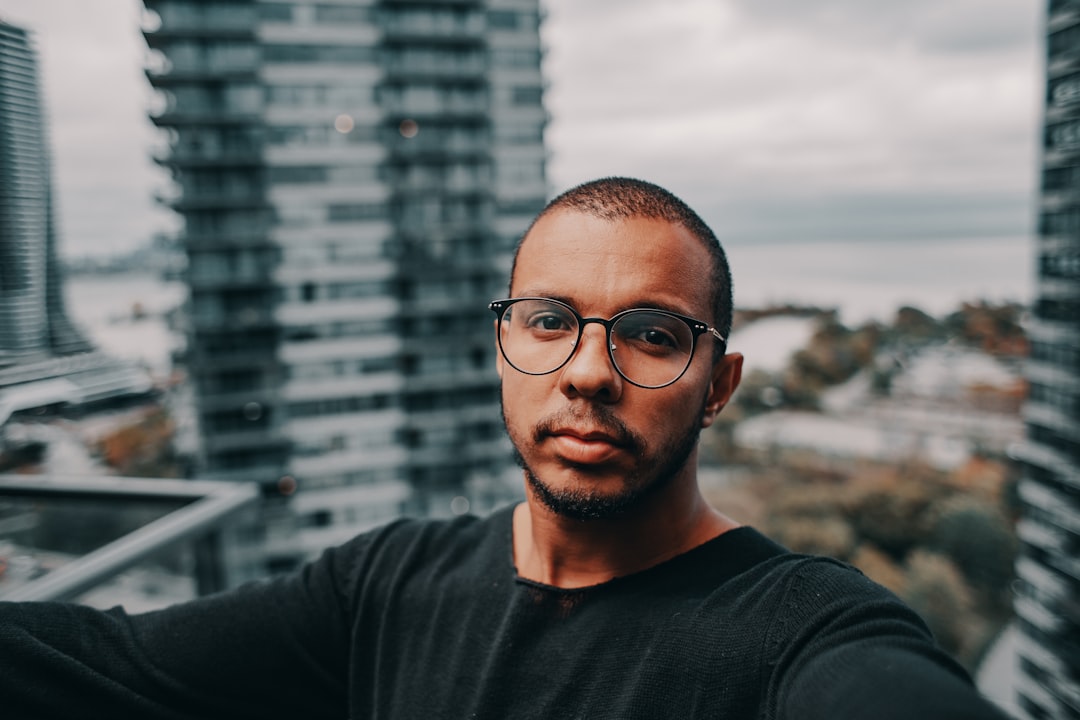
left=498, top=209, right=740, bottom=520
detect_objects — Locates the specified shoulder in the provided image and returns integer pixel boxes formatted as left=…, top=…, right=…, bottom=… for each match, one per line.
left=687, top=531, right=928, bottom=659
left=689, top=527, right=881, bottom=603
left=702, top=528, right=901, bottom=608
left=319, top=506, right=512, bottom=599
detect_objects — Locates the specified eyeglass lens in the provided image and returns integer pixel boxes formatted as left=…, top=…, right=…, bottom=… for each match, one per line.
left=498, top=299, right=696, bottom=387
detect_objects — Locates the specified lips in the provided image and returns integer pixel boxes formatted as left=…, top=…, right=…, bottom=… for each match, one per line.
left=546, top=427, right=628, bottom=465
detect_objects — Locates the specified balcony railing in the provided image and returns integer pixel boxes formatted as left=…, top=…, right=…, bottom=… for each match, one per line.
left=0, top=475, right=258, bottom=603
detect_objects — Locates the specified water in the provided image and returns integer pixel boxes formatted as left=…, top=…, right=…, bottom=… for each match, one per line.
left=63, top=237, right=1034, bottom=375
left=63, top=272, right=187, bottom=380
left=727, top=235, right=1033, bottom=325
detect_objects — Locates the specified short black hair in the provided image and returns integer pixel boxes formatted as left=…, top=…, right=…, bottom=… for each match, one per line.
left=511, top=177, right=733, bottom=357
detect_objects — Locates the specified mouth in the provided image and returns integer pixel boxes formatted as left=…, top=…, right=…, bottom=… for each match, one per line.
left=545, top=427, right=629, bottom=465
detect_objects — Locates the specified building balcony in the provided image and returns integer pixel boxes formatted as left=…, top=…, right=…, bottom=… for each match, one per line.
left=184, top=346, right=279, bottom=373
left=153, top=144, right=264, bottom=168
left=289, top=446, right=410, bottom=479
left=382, top=57, right=488, bottom=80
left=380, top=98, right=490, bottom=119
left=1025, top=315, right=1080, bottom=346
left=380, top=27, right=485, bottom=46
left=185, top=270, right=277, bottom=294
left=1012, top=440, right=1080, bottom=488
left=190, top=307, right=278, bottom=332
left=1049, top=51, right=1080, bottom=78
left=150, top=106, right=261, bottom=127
left=201, top=427, right=289, bottom=456
left=156, top=189, right=268, bottom=212
left=384, top=173, right=491, bottom=196
left=1023, top=400, right=1078, bottom=437
left=0, top=475, right=258, bottom=604
left=143, top=21, right=255, bottom=46
left=379, top=8, right=485, bottom=40
left=1049, top=6, right=1080, bottom=33
left=383, top=132, right=490, bottom=159
left=145, top=62, right=259, bottom=87
left=143, top=0, right=258, bottom=35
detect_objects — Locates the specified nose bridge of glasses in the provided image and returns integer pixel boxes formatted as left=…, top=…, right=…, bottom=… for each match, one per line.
left=575, top=316, right=616, bottom=351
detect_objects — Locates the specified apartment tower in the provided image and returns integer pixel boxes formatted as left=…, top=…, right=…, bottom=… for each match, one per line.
left=0, top=20, right=89, bottom=364
left=1014, top=1, right=1080, bottom=716
left=142, top=0, right=547, bottom=569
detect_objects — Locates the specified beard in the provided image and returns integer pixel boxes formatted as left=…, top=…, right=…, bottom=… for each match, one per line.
left=502, top=394, right=708, bottom=521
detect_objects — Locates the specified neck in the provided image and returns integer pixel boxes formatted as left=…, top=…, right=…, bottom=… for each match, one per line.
left=512, top=468, right=739, bottom=588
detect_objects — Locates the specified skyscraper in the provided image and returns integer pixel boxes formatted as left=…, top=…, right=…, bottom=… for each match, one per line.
left=1013, top=1, right=1080, bottom=716
left=0, top=20, right=89, bottom=363
left=142, top=0, right=547, bottom=568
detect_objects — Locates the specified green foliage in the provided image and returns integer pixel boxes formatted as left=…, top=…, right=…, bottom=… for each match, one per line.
left=768, top=516, right=855, bottom=560
left=730, top=300, right=1025, bottom=419
left=890, top=306, right=946, bottom=344
left=846, top=481, right=943, bottom=560
left=711, top=458, right=1020, bottom=672
left=927, top=498, right=1017, bottom=614
left=902, top=550, right=974, bottom=658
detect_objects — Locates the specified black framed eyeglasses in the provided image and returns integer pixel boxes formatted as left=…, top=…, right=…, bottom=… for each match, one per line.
left=489, top=297, right=726, bottom=389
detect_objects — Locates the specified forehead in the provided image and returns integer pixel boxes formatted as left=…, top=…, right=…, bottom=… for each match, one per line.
left=512, top=209, right=713, bottom=317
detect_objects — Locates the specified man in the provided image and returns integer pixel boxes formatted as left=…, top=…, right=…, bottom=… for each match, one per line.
left=2, top=178, right=1007, bottom=719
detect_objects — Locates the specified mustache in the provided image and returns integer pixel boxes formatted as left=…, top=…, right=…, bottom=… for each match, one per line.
left=532, top=405, right=644, bottom=454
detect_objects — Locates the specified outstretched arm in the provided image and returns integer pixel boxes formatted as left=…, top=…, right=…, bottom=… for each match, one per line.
left=0, top=545, right=352, bottom=719
left=780, top=635, right=1009, bottom=719
left=770, top=560, right=1009, bottom=720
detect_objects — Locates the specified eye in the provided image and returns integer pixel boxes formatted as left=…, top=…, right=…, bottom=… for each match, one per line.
left=513, top=300, right=577, bottom=335
left=614, top=312, right=690, bottom=354
left=638, top=328, right=679, bottom=348
left=527, top=312, right=573, bottom=331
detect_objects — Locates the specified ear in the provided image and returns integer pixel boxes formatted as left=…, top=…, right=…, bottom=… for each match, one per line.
left=700, top=352, right=742, bottom=428
left=493, top=318, right=505, bottom=380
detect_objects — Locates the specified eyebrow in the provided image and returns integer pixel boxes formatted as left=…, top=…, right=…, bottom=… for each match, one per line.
left=513, top=291, right=700, bottom=320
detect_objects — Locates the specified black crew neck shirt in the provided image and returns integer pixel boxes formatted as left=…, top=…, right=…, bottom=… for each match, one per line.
left=1, top=505, right=1008, bottom=719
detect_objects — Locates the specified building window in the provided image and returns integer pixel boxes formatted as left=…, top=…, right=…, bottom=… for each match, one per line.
left=269, top=165, right=328, bottom=184
left=328, top=203, right=387, bottom=222
left=511, top=85, right=543, bottom=106
left=314, top=4, right=372, bottom=23
left=490, top=48, right=541, bottom=68
left=263, top=44, right=376, bottom=64
left=259, top=4, right=293, bottom=22
left=487, top=10, right=520, bottom=29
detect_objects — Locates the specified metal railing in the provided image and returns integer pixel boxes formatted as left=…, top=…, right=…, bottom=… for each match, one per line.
left=0, top=475, right=258, bottom=602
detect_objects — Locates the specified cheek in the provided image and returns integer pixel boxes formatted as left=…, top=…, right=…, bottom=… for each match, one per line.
left=499, top=375, right=539, bottom=425
left=645, top=384, right=709, bottom=430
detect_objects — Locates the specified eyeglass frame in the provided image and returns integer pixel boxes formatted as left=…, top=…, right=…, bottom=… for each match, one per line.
left=488, top=296, right=727, bottom=389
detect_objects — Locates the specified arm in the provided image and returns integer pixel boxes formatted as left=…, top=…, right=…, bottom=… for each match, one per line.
left=0, top=544, right=353, bottom=720
left=780, top=635, right=1009, bottom=719
left=769, top=560, right=1009, bottom=720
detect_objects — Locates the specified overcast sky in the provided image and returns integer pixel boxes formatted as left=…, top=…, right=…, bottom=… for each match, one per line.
left=0, top=0, right=1043, bottom=264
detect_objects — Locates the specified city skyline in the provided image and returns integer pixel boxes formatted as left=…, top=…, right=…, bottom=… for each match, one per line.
left=0, top=0, right=1042, bottom=261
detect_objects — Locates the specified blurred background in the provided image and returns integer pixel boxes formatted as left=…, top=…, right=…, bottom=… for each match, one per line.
left=0, top=1, right=1070, bottom=717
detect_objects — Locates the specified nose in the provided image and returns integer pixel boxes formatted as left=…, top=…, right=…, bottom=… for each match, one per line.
left=558, top=322, right=623, bottom=402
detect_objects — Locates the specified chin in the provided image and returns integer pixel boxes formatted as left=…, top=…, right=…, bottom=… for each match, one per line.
left=524, top=466, right=662, bottom=521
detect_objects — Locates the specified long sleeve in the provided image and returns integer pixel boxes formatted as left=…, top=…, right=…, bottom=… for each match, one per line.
left=780, top=640, right=1009, bottom=719
left=0, top=542, right=354, bottom=720
left=768, top=560, right=1009, bottom=720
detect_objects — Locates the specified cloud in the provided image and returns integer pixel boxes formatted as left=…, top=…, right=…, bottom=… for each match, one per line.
left=728, top=0, right=1038, bottom=56
left=0, top=0, right=170, bottom=257
left=0, top=0, right=1043, bottom=257
left=542, top=0, right=1041, bottom=246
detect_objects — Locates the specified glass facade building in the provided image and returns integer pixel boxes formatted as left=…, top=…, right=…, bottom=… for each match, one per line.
left=142, top=0, right=547, bottom=569
left=1014, top=1, right=1080, bottom=716
left=0, top=21, right=89, bottom=364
